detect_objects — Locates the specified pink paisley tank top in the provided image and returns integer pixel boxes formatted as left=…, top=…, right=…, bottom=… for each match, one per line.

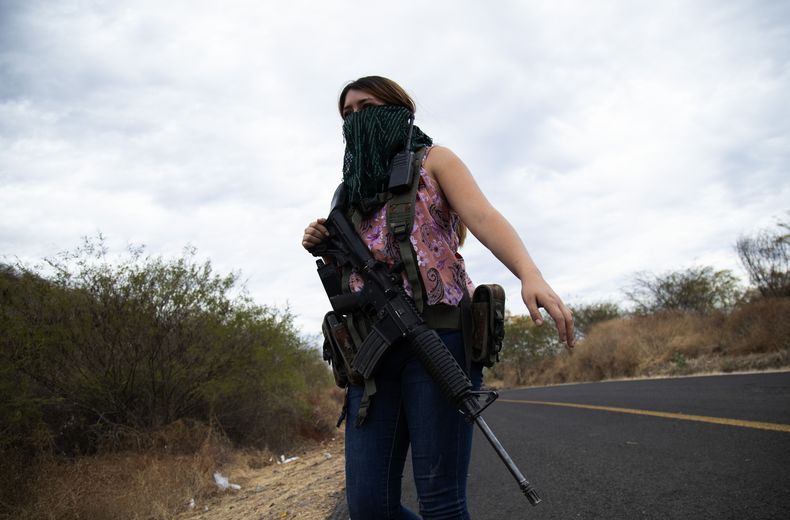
left=348, top=146, right=475, bottom=305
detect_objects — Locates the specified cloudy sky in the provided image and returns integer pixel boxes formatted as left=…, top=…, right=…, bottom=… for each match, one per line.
left=2, top=0, right=788, bottom=337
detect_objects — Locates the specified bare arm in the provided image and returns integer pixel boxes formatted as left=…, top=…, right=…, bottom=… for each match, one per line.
left=426, top=146, right=575, bottom=347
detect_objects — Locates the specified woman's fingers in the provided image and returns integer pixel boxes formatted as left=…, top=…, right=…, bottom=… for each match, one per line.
left=302, top=218, right=330, bottom=249
left=563, top=306, right=576, bottom=347
left=545, top=301, right=567, bottom=343
left=524, top=282, right=576, bottom=349
left=547, top=300, right=575, bottom=348
left=545, top=300, right=575, bottom=348
left=523, top=293, right=543, bottom=326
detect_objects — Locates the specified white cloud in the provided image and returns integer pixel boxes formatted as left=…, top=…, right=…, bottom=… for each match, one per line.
left=1, top=0, right=788, bottom=336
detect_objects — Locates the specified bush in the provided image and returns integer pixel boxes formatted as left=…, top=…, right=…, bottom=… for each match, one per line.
left=569, top=301, right=623, bottom=336
left=721, top=297, right=790, bottom=355
left=502, top=297, right=790, bottom=387
left=491, top=302, right=622, bottom=386
left=624, top=266, right=742, bottom=314
left=735, top=216, right=790, bottom=298
left=15, top=420, right=228, bottom=520
left=0, top=236, right=335, bottom=460
left=493, top=312, right=565, bottom=385
left=0, top=237, right=341, bottom=516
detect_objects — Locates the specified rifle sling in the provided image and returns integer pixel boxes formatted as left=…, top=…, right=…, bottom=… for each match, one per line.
left=386, top=147, right=428, bottom=313
left=344, top=147, right=463, bottom=332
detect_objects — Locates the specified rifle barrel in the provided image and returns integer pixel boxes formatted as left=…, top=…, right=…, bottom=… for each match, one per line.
left=473, top=415, right=542, bottom=506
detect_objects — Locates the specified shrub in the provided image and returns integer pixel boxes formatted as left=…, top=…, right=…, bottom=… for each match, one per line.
left=624, top=266, right=742, bottom=314
left=501, top=296, right=790, bottom=387
left=14, top=420, right=228, bottom=520
left=493, top=312, right=566, bottom=385
left=721, top=297, right=790, bottom=355
left=1, top=237, right=341, bottom=516
left=0, top=236, right=335, bottom=468
left=735, top=216, right=790, bottom=298
left=569, top=301, right=623, bottom=336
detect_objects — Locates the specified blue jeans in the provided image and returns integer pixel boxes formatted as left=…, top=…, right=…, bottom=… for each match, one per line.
left=344, top=330, right=484, bottom=520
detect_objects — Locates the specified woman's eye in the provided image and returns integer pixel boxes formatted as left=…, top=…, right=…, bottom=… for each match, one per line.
left=342, top=101, right=377, bottom=119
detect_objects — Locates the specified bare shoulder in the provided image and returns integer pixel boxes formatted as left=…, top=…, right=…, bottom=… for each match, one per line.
left=424, top=145, right=471, bottom=185
left=424, top=145, right=460, bottom=170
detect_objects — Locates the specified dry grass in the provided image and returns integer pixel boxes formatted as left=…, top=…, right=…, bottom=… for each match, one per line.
left=3, top=384, right=346, bottom=520
left=174, top=435, right=346, bottom=520
left=506, top=298, right=790, bottom=387
left=12, top=421, right=232, bottom=520
left=8, top=299, right=788, bottom=518
left=720, top=298, right=790, bottom=355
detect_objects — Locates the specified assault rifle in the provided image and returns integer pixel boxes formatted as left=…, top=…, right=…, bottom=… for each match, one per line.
left=308, top=185, right=541, bottom=506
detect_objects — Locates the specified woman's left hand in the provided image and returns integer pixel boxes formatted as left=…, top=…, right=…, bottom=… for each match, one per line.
left=520, top=272, right=575, bottom=348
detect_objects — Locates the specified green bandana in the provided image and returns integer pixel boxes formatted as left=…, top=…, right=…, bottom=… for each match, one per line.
left=342, top=105, right=433, bottom=205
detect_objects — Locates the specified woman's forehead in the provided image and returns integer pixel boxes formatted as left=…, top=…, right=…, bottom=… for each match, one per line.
left=344, top=89, right=381, bottom=106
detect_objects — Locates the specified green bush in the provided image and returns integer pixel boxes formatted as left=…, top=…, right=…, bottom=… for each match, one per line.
left=624, top=266, right=742, bottom=314
left=492, top=312, right=565, bottom=385
left=569, top=301, right=623, bottom=336
left=0, top=237, right=334, bottom=458
left=491, top=302, right=621, bottom=385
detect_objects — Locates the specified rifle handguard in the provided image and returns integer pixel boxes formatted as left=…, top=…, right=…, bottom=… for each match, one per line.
left=409, top=325, right=472, bottom=407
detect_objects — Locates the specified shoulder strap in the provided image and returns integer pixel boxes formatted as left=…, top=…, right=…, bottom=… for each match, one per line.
left=342, top=148, right=462, bottom=329
left=386, top=147, right=428, bottom=312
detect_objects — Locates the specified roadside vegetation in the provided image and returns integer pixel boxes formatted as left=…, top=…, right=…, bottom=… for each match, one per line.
left=1, top=216, right=787, bottom=519
left=0, top=237, right=341, bottom=520
left=489, top=216, right=790, bottom=388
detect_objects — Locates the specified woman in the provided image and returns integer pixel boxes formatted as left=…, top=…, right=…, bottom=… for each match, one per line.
left=302, top=76, right=574, bottom=519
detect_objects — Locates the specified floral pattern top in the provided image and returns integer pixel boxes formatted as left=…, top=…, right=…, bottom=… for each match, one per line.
left=348, top=147, right=475, bottom=305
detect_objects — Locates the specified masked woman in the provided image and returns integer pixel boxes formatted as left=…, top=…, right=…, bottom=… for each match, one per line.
left=302, top=76, right=574, bottom=520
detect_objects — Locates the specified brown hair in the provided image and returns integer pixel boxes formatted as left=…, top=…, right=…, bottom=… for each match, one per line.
left=338, top=76, right=416, bottom=116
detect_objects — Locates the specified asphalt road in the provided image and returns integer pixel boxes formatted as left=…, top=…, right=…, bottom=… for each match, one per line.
left=399, top=371, right=790, bottom=519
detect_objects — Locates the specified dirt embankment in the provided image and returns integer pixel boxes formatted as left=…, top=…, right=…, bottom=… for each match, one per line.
left=176, top=435, right=346, bottom=520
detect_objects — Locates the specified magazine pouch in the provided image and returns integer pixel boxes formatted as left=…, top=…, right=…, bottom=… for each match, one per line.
left=322, top=311, right=364, bottom=388
left=471, top=284, right=506, bottom=367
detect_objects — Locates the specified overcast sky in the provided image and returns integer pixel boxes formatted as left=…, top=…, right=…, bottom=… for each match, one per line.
left=2, top=0, right=788, bottom=337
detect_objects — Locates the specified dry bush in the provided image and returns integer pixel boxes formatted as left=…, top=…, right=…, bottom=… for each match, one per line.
left=575, top=319, right=642, bottom=380
left=11, top=421, right=232, bottom=520
left=299, top=385, right=346, bottom=441
left=7, top=387, right=346, bottom=520
left=96, top=418, right=219, bottom=454
left=534, top=314, right=693, bottom=383
left=19, top=452, right=211, bottom=520
left=633, top=311, right=722, bottom=363
left=526, top=355, right=573, bottom=386
left=721, top=298, right=790, bottom=355
left=508, top=298, right=790, bottom=387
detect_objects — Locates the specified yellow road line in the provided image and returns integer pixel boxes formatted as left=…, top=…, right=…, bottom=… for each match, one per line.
left=498, top=399, right=790, bottom=433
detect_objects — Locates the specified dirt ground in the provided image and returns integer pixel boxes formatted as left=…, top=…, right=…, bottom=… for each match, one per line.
left=177, top=435, right=346, bottom=520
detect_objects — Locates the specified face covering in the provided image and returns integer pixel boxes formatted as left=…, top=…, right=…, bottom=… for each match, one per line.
left=342, top=104, right=432, bottom=205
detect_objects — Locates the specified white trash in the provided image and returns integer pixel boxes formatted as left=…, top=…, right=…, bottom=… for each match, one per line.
left=278, top=454, right=300, bottom=464
left=213, top=472, right=241, bottom=491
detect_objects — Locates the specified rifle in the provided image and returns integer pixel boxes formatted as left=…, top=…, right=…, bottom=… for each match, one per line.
left=308, top=185, right=541, bottom=506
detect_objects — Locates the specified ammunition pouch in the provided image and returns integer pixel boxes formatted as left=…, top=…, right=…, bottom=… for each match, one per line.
left=321, top=311, right=364, bottom=388
left=470, top=284, right=506, bottom=367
